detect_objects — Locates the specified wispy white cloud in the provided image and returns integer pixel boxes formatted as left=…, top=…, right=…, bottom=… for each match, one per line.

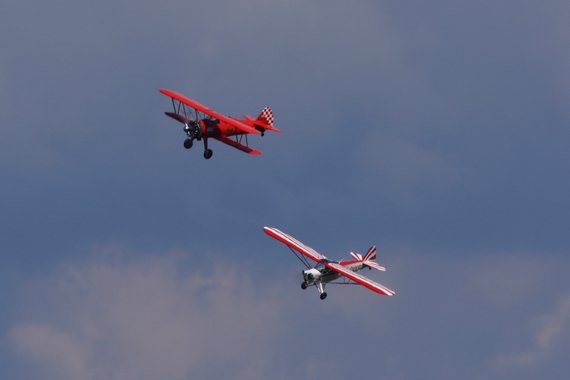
left=495, top=292, right=570, bottom=368
left=10, top=324, right=90, bottom=380
left=6, top=246, right=570, bottom=380
left=7, top=252, right=285, bottom=380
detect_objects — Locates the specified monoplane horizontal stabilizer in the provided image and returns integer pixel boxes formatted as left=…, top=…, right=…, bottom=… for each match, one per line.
left=349, top=246, right=386, bottom=271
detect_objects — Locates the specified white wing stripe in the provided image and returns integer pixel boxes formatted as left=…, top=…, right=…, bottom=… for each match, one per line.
left=364, top=261, right=386, bottom=271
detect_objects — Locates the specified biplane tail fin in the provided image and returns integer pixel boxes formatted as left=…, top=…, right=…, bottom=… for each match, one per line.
left=255, top=107, right=281, bottom=132
left=257, top=107, right=274, bottom=127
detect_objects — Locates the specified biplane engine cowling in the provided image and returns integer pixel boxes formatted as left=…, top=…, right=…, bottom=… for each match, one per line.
left=185, top=120, right=202, bottom=139
left=303, top=268, right=321, bottom=283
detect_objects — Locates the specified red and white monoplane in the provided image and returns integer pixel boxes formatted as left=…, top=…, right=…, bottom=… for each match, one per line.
left=264, top=227, right=395, bottom=300
left=160, top=89, right=280, bottom=159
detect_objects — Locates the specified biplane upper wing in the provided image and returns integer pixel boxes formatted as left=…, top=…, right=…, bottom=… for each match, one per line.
left=214, top=136, right=262, bottom=155
left=324, top=262, right=395, bottom=296
left=160, top=88, right=213, bottom=114
left=160, top=89, right=260, bottom=135
left=263, top=227, right=325, bottom=263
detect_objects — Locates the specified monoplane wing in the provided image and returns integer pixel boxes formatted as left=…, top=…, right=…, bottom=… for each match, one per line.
left=324, top=262, right=395, bottom=296
left=263, top=227, right=325, bottom=263
left=160, top=89, right=260, bottom=135
left=214, top=136, right=262, bottom=155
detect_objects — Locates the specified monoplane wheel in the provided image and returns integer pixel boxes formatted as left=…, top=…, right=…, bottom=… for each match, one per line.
left=183, top=138, right=193, bottom=149
left=204, top=149, right=213, bottom=159
left=301, top=282, right=308, bottom=290
left=320, top=292, right=327, bottom=300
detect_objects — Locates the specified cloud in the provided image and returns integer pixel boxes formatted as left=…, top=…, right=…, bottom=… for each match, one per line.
left=495, top=292, right=570, bottom=368
left=10, top=324, right=90, bottom=380
left=5, top=246, right=570, bottom=380
left=7, top=252, right=285, bottom=380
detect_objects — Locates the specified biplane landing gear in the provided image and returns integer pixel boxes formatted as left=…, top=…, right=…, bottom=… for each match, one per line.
left=320, top=292, right=328, bottom=300
left=301, top=282, right=308, bottom=290
left=183, top=138, right=193, bottom=149
left=204, top=149, right=213, bottom=159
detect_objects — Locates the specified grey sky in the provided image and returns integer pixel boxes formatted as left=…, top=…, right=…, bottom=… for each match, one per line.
left=1, top=1, right=570, bottom=379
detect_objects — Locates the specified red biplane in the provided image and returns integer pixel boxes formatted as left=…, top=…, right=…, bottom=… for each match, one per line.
left=264, top=227, right=396, bottom=300
left=160, top=89, right=280, bottom=159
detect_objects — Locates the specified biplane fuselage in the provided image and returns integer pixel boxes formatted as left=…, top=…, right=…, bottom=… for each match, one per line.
left=200, top=118, right=253, bottom=138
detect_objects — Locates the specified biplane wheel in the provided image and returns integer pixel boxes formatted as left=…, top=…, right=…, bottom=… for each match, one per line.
left=320, top=292, right=327, bottom=300
left=204, top=149, right=213, bottom=159
left=301, top=282, right=308, bottom=290
left=183, top=138, right=193, bottom=149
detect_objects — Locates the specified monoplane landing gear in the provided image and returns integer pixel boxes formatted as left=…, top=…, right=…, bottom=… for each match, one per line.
left=183, top=138, right=193, bottom=149
left=316, top=281, right=327, bottom=300
left=301, top=282, right=308, bottom=290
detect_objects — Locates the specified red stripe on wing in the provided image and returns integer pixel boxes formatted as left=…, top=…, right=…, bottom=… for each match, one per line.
left=263, top=227, right=324, bottom=263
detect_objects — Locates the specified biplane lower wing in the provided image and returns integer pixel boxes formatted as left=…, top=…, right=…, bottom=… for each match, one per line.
left=214, top=136, right=262, bottom=155
left=324, top=262, right=395, bottom=296
left=164, top=111, right=191, bottom=124
left=263, top=227, right=325, bottom=263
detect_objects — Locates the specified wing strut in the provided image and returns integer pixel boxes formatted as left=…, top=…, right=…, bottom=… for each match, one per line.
left=288, top=246, right=312, bottom=269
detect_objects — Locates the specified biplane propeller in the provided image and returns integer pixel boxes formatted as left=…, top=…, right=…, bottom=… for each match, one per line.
left=160, top=89, right=280, bottom=159
left=264, top=227, right=395, bottom=300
